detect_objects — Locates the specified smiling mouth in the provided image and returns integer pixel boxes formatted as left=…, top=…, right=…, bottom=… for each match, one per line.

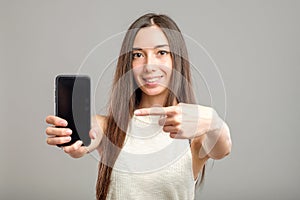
left=142, top=75, right=163, bottom=83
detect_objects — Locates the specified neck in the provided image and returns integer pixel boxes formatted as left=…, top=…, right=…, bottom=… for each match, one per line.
left=138, top=90, right=178, bottom=109
left=138, top=91, right=168, bottom=109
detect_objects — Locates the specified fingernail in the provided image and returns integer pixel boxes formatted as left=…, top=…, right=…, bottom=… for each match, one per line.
left=66, top=129, right=72, bottom=135
left=158, top=119, right=165, bottom=126
left=134, top=110, right=141, bottom=115
left=66, top=136, right=71, bottom=141
left=60, top=120, right=67, bottom=126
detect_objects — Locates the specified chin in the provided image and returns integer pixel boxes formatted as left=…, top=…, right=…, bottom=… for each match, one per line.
left=141, top=86, right=168, bottom=97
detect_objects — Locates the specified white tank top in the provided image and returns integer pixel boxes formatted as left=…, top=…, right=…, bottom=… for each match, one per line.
left=106, top=114, right=196, bottom=200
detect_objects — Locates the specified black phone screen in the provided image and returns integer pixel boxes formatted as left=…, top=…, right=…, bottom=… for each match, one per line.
left=55, top=75, right=91, bottom=147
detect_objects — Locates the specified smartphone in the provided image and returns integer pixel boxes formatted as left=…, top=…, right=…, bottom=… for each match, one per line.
left=55, top=75, right=91, bottom=147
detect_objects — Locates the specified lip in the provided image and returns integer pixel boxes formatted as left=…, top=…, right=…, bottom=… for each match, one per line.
left=141, top=75, right=163, bottom=86
left=142, top=75, right=163, bottom=80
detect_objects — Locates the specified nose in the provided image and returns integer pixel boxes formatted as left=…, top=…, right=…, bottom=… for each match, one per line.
left=144, top=54, right=157, bottom=72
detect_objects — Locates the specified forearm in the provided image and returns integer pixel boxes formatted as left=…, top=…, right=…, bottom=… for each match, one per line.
left=197, top=108, right=232, bottom=160
left=201, top=121, right=232, bottom=159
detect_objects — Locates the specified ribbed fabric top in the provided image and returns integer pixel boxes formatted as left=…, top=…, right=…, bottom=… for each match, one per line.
left=106, top=115, right=195, bottom=200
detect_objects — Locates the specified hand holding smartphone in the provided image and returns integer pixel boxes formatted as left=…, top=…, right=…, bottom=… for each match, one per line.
left=55, top=75, right=91, bottom=147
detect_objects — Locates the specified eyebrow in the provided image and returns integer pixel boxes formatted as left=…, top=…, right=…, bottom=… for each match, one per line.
left=132, top=44, right=169, bottom=51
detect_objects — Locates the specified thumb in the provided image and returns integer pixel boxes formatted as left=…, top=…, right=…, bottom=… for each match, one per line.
left=86, top=128, right=103, bottom=154
left=89, top=129, right=97, bottom=140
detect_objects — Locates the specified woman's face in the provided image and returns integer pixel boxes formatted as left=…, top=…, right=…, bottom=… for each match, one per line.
left=132, top=26, right=172, bottom=97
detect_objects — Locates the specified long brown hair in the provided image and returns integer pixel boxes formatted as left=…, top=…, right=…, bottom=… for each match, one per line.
left=96, top=13, right=205, bottom=199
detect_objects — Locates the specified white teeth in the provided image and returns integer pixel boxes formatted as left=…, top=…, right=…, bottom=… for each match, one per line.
left=144, top=75, right=163, bottom=83
left=146, top=78, right=159, bottom=83
left=144, top=76, right=163, bottom=83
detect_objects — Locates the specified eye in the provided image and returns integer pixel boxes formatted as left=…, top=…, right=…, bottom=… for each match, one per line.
left=158, top=50, right=169, bottom=56
left=132, top=52, right=143, bottom=59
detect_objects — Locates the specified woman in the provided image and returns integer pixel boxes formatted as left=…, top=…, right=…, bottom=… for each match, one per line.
left=45, top=13, right=232, bottom=200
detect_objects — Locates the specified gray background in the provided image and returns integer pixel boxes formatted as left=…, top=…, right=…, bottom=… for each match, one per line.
left=1, top=0, right=299, bottom=199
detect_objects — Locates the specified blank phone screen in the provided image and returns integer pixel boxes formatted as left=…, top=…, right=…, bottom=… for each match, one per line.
left=55, top=75, right=91, bottom=147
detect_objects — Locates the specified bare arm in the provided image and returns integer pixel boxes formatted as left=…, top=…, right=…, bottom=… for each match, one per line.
left=134, top=103, right=232, bottom=160
left=198, top=109, right=232, bottom=160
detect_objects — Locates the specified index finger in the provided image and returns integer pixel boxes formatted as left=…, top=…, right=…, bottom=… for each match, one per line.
left=45, top=115, right=68, bottom=126
left=134, top=106, right=177, bottom=116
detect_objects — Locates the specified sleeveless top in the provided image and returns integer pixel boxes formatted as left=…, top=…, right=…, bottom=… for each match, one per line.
left=106, top=114, right=196, bottom=200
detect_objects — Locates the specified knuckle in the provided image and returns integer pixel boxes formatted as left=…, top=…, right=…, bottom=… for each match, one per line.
left=175, top=125, right=181, bottom=131
left=64, top=146, right=74, bottom=154
left=54, top=118, right=60, bottom=126
left=159, top=118, right=166, bottom=125
left=162, top=126, right=169, bottom=132
left=46, top=138, right=51, bottom=145
left=45, top=127, right=51, bottom=135
left=174, top=117, right=181, bottom=125
left=45, top=116, right=51, bottom=123
left=70, top=143, right=80, bottom=152
left=46, top=115, right=56, bottom=124
left=59, top=137, right=67, bottom=144
left=64, top=148, right=70, bottom=154
left=60, top=129, right=66, bottom=136
left=68, top=147, right=75, bottom=153
left=174, top=106, right=181, bottom=114
left=175, top=106, right=181, bottom=114
left=73, top=145, right=79, bottom=151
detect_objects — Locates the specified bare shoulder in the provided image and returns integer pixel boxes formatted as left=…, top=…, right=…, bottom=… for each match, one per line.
left=93, top=114, right=108, bottom=132
left=95, top=114, right=107, bottom=122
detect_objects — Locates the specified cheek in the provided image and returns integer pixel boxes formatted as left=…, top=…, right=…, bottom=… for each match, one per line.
left=169, top=56, right=173, bottom=67
left=164, top=56, right=173, bottom=70
left=165, top=60, right=173, bottom=83
left=132, top=67, right=142, bottom=84
left=132, top=61, right=139, bottom=69
left=132, top=56, right=146, bottom=68
left=165, top=58, right=173, bottom=74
